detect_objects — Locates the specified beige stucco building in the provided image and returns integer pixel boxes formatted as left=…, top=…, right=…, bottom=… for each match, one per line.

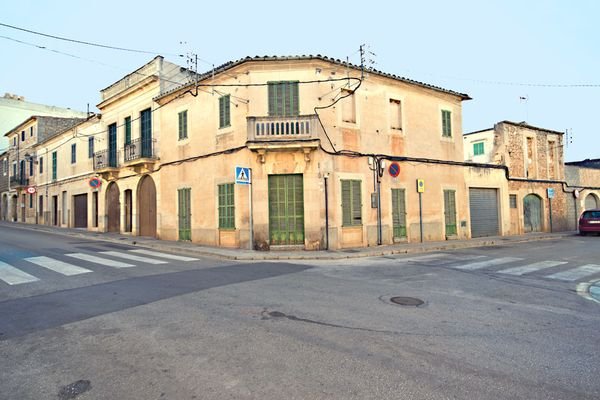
left=2, top=116, right=86, bottom=223
left=153, top=55, right=472, bottom=249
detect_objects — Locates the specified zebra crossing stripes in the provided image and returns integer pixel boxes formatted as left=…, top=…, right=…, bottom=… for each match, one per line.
left=453, top=257, right=523, bottom=271
left=129, top=249, right=199, bottom=262
left=546, top=264, right=600, bottom=281
left=498, top=261, right=567, bottom=276
left=65, top=253, right=135, bottom=268
left=0, top=261, right=40, bottom=285
left=25, top=256, right=92, bottom=276
left=100, top=251, right=169, bottom=265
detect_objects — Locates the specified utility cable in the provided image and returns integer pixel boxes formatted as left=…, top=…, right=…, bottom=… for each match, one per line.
left=0, top=21, right=182, bottom=57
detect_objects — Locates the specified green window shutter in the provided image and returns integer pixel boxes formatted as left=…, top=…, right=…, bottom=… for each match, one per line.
left=218, top=183, right=235, bottom=229
left=391, top=189, right=407, bottom=238
left=442, top=110, right=452, bottom=137
left=444, top=190, right=457, bottom=236
left=52, top=151, right=57, bottom=180
left=178, top=110, right=188, bottom=139
left=178, top=188, right=191, bottom=241
left=342, top=180, right=351, bottom=226
left=341, top=179, right=362, bottom=226
left=124, top=117, right=131, bottom=145
left=268, top=81, right=299, bottom=117
left=473, top=142, right=484, bottom=156
left=219, top=96, right=230, bottom=128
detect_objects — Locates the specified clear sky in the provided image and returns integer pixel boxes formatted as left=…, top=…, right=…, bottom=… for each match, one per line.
left=1, top=0, right=598, bottom=161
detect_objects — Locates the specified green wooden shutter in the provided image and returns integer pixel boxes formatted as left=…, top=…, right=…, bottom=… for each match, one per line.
left=178, top=188, right=191, bottom=241
left=352, top=180, right=362, bottom=225
left=124, top=116, right=131, bottom=145
left=391, top=189, right=407, bottom=238
left=219, top=96, right=230, bottom=128
left=268, top=83, right=276, bottom=116
left=444, top=190, right=457, bottom=236
left=51, top=151, right=57, bottom=180
left=442, top=110, right=452, bottom=137
left=342, top=179, right=362, bottom=226
left=268, top=82, right=299, bottom=117
left=218, top=183, right=235, bottom=229
left=178, top=110, right=188, bottom=139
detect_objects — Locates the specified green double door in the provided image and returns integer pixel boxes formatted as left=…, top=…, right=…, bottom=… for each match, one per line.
left=269, top=174, right=305, bottom=245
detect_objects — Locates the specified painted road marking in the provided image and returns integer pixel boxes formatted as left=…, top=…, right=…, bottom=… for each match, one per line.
left=454, top=257, right=523, bottom=271
left=25, top=256, right=92, bottom=276
left=65, top=253, right=135, bottom=268
left=498, top=260, right=567, bottom=276
left=99, top=251, right=168, bottom=265
left=0, top=261, right=39, bottom=285
left=129, top=249, right=199, bottom=262
left=547, top=264, right=600, bottom=281
left=395, top=253, right=452, bottom=263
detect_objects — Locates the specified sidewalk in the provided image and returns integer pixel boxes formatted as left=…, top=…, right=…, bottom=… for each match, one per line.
left=1, top=221, right=576, bottom=261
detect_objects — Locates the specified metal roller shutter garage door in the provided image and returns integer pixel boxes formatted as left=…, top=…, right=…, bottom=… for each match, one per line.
left=469, top=188, right=499, bottom=238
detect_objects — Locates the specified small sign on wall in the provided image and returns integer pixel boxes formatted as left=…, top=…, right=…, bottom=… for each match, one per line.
left=416, top=179, right=425, bottom=193
left=547, top=188, right=555, bottom=199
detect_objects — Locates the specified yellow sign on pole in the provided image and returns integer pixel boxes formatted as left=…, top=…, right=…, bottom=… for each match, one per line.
left=417, top=179, right=425, bottom=193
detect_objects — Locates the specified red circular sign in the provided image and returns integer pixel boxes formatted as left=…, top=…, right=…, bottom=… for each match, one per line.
left=388, top=162, right=401, bottom=177
left=89, top=177, right=102, bottom=189
left=26, top=186, right=36, bottom=194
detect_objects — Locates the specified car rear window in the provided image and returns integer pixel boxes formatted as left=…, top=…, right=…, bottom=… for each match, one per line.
left=583, top=211, right=600, bottom=219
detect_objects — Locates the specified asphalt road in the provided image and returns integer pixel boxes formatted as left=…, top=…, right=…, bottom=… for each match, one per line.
left=0, top=226, right=599, bottom=400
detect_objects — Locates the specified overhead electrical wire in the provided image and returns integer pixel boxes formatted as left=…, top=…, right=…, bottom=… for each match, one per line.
left=0, top=21, right=182, bottom=57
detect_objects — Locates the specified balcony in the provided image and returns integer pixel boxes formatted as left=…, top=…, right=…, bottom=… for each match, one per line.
left=123, top=138, right=158, bottom=173
left=10, top=176, right=29, bottom=188
left=93, top=149, right=120, bottom=180
left=247, top=115, right=321, bottom=162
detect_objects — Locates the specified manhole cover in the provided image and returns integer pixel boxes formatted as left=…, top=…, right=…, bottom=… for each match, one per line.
left=390, top=296, right=424, bottom=306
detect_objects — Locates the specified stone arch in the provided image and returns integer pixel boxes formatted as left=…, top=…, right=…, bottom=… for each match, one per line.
left=137, top=175, right=157, bottom=237
left=523, top=194, right=543, bottom=233
left=106, top=182, right=121, bottom=233
left=584, top=193, right=599, bottom=211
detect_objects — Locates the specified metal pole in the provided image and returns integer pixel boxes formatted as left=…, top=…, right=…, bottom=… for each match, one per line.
left=549, top=198, right=553, bottom=233
left=376, top=172, right=382, bottom=246
left=324, top=175, right=329, bottom=250
left=419, top=192, right=424, bottom=243
left=249, top=168, right=253, bottom=250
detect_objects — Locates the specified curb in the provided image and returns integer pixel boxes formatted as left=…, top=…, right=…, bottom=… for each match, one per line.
left=2, top=222, right=576, bottom=262
left=576, top=281, right=600, bottom=304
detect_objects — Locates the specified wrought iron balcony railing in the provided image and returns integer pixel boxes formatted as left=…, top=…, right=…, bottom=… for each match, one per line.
left=124, top=138, right=157, bottom=162
left=9, top=176, right=29, bottom=187
left=93, top=149, right=119, bottom=170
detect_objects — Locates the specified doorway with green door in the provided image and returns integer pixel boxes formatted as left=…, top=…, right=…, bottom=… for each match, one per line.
left=268, top=174, right=305, bottom=246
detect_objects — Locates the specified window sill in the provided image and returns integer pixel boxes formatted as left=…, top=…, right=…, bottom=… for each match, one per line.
left=219, top=227, right=236, bottom=231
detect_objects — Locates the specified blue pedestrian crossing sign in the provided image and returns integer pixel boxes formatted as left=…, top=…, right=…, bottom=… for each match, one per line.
left=235, top=166, right=251, bottom=185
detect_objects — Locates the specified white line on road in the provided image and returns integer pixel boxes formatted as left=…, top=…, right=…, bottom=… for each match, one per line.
left=498, top=260, right=567, bottom=276
left=99, top=251, right=169, bottom=264
left=129, top=249, right=199, bottom=262
left=25, top=256, right=92, bottom=276
left=547, top=264, right=600, bottom=281
left=65, top=253, right=135, bottom=268
left=395, top=253, right=452, bottom=263
left=453, top=257, right=523, bottom=271
left=0, top=261, right=39, bottom=285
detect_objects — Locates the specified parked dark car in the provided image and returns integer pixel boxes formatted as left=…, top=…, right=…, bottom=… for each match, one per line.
left=579, top=209, right=600, bottom=235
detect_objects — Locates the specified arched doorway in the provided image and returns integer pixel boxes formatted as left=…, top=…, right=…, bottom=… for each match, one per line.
left=138, top=175, right=156, bottom=237
left=11, top=194, right=17, bottom=222
left=106, top=182, right=121, bottom=232
left=1, top=194, right=7, bottom=220
left=584, top=193, right=599, bottom=210
left=523, top=194, right=543, bottom=233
